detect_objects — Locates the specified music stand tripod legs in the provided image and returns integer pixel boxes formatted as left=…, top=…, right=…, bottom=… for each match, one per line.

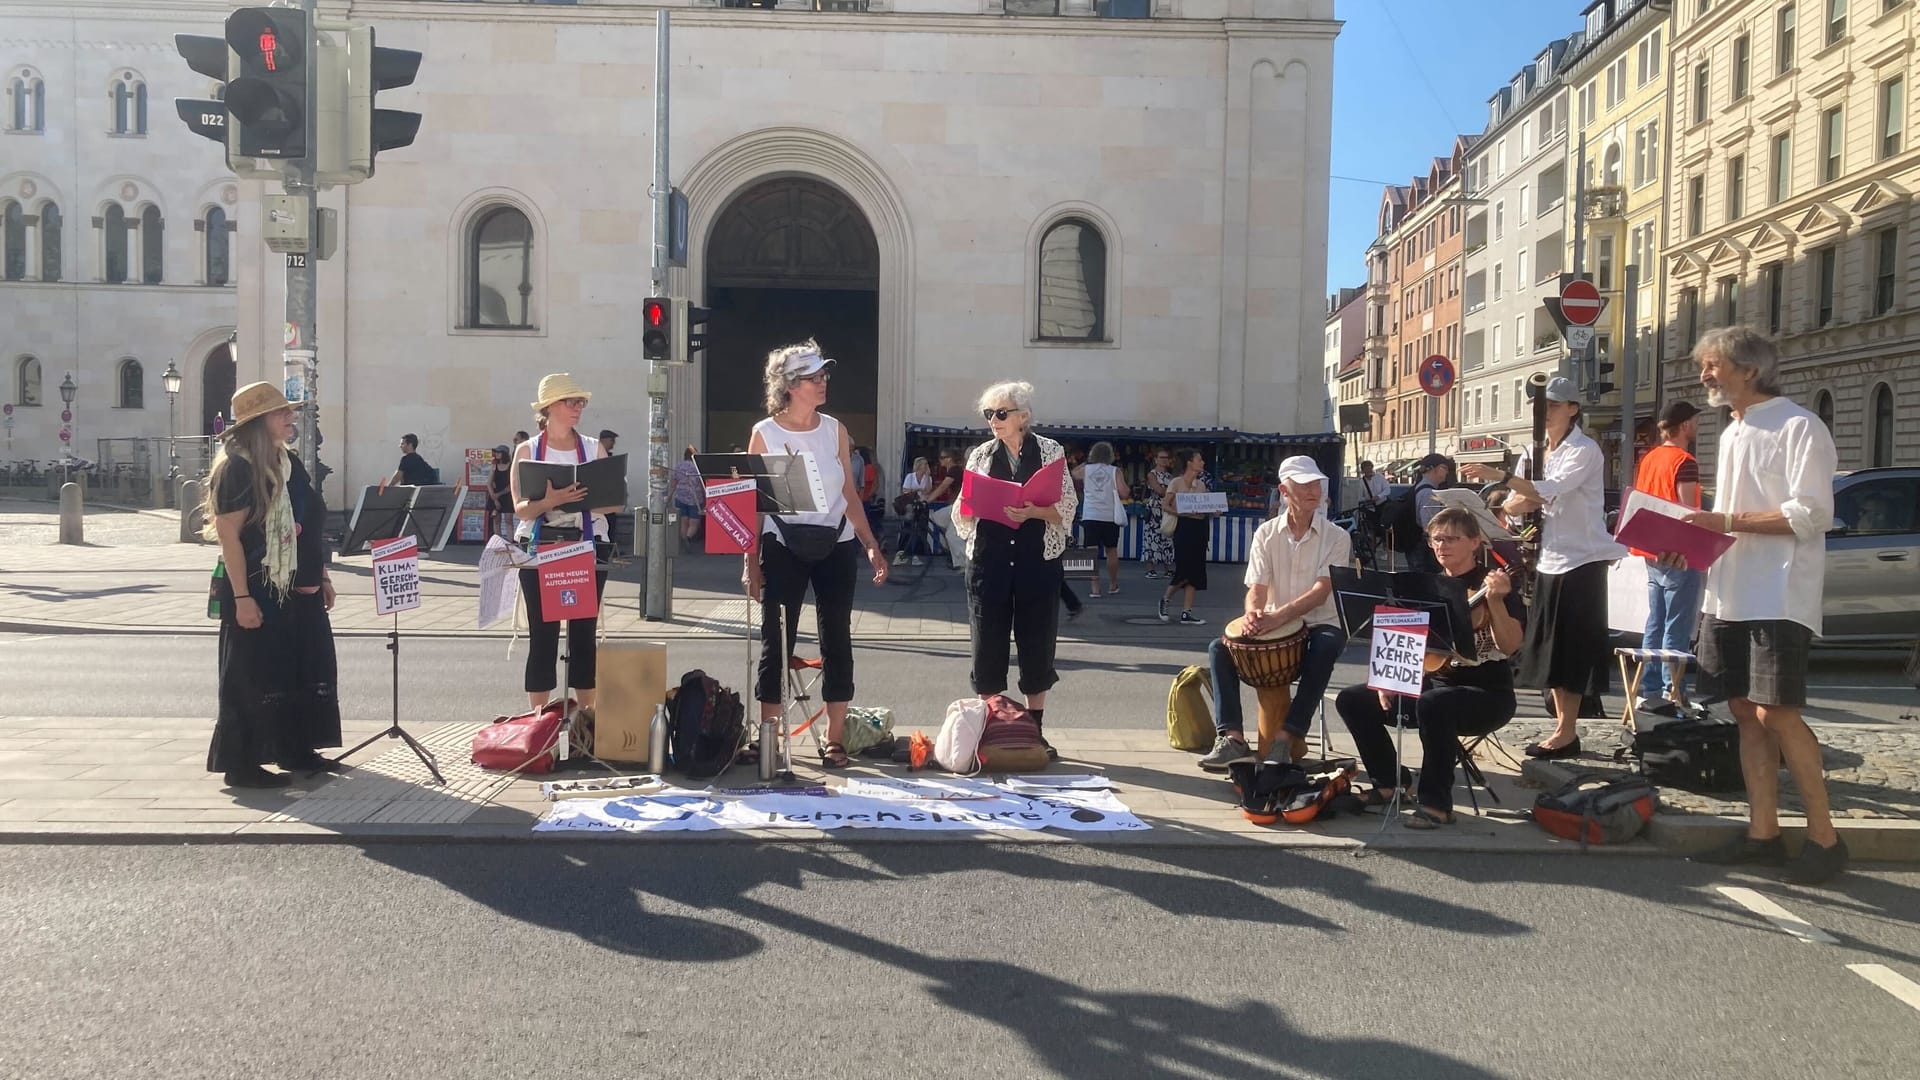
left=335, top=614, right=447, bottom=784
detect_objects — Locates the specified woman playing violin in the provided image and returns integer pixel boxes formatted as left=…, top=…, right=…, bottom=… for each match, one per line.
left=1333, top=506, right=1526, bottom=829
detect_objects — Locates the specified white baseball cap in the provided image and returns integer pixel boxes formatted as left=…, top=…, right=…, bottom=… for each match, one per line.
left=782, top=348, right=836, bottom=379
left=1276, top=454, right=1329, bottom=486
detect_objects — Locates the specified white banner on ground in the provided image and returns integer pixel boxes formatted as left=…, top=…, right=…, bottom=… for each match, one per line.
left=1367, top=605, right=1430, bottom=698
left=533, top=783, right=1151, bottom=834
left=370, top=536, right=421, bottom=616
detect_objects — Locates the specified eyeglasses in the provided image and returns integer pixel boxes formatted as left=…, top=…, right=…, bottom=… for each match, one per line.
left=556, top=397, right=587, bottom=409
left=1428, top=534, right=1470, bottom=546
left=790, top=371, right=830, bottom=385
left=982, top=407, right=1023, bottom=422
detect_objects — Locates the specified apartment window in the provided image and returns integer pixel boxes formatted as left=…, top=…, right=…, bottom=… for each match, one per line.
left=102, top=204, right=128, bottom=283
left=1521, top=119, right=1532, bottom=157
left=1580, top=81, right=1596, bottom=127
left=1727, top=154, right=1746, bottom=220
left=1607, top=57, right=1628, bottom=109
left=1638, top=29, right=1663, bottom=87
left=1881, top=76, right=1905, bottom=160
left=1871, top=384, right=1895, bottom=467
left=1519, top=185, right=1530, bottom=225
left=1682, top=286, right=1701, bottom=347
left=1512, top=378, right=1523, bottom=420
left=117, top=359, right=144, bottom=409
left=1494, top=202, right=1504, bottom=240
left=139, top=205, right=162, bottom=285
left=1492, top=384, right=1501, bottom=421
left=1633, top=121, right=1661, bottom=186
left=1765, top=261, right=1785, bottom=333
left=1734, top=35, right=1751, bottom=99
left=1693, top=63, right=1710, bottom=124
left=15, top=355, right=42, bottom=407
left=203, top=206, right=229, bottom=287
left=1874, top=226, right=1898, bottom=316
left=1518, top=248, right=1529, bottom=284
left=1826, top=0, right=1846, bottom=44
left=1688, top=175, right=1705, bottom=236
left=1494, top=263, right=1504, bottom=300
left=467, top=204, right=536, bottom=330
left=111, top=72, right=147, bottom=136
left=1497, top=138, right=1509, bottom=178
left=1718, top=275, right=1741, bottom=325
left=1816, top=245, right=1836, bottom=325
left=1597, top=236, right=1616, bottom=291
left=1767, top=134, right=1792, bottom=205
left=1777, top=5, right=1796, bottom=76
left=6, top=70, right=44, bottom=133
left=1516, top=314, right=1528, bottom=355
left=1493, top=324, right=1503, bottom=364
left=1821, top=105, right=1843, bottom=182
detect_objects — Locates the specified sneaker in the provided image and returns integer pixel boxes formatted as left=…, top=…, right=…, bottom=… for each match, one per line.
left=1158, top=598, right=1170, bottom=623
left=1179, top=610, right=1205, bottom=626
left=1782, top=836, right=1850, bottom=885
left=891, top=552, right=907, bottom=566
left=1088, top=590, right=1103, bottom=600
left=1144, top=569, right=1163, bottom=580
left=1691, top=832, right=1788, bottom=867
left=1198, top=735, right=1256, bottom=772
left=910, top=556, right=924, bottom=566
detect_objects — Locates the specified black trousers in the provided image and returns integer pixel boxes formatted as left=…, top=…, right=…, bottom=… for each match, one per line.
left=968, top=541, right=1063, bottom=697
left=1335, top=679, right=1516, bottom=815
left=757, top=537, right=859, bottom=705
left=519, top=566, right=610, bottom=693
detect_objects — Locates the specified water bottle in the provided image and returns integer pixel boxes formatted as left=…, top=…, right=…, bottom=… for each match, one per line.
left=758, top=718, right=779, bottom=782
left=647, top=704, right=668, bottom=776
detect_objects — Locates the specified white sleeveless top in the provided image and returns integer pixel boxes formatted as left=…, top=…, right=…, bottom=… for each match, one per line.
left=752, top=413, right=852, bottom=541
left=514, top=431, right=608, bottom=541
left=1080, top=463, right=1125, bottom=524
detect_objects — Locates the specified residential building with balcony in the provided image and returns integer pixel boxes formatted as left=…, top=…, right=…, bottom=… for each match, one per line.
left=1564, top=0, right=1676, bottom=483
left=1321, top=284, right=1363, bottom=435
left=1459, top=33, right=1584, bottom=463
left=1364, top=140, right=1472, bottom=478
left=1665, top=0, right=1917, bottom=472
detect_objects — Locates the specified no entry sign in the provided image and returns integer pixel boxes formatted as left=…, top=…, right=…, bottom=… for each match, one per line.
left=1560, top=279, right=1603, bottom=326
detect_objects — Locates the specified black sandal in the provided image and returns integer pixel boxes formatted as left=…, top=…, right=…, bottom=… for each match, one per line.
left=1403, top=806, right=1454, bottom=830
left=820, top=741, right=851, bottom=769
left=1355, top=787, right=1395, bottom=809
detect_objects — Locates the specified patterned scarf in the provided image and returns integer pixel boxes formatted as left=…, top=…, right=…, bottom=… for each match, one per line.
left=240, top=444, right=297, bottom=601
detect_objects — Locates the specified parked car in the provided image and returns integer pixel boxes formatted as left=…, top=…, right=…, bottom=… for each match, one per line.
left=1823, top=467, right=1920, bottom=641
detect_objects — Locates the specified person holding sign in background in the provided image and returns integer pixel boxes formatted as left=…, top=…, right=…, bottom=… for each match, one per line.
left=511, top=373, right=619, bottom=712
left=1159, top=448, right=1223, bottom=624
left=743, top=342, right=890, bottom=770
left=201, top=382, right=341, bottom=789
left=953, top=381, right=1078, bottom=755
left=1072, top=441, right=1131, bottom=598
left=1334, top=507, right=1525, bottom=828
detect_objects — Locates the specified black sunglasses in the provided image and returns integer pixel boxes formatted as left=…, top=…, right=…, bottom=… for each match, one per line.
left=982, top=407, right=1023, bottom=422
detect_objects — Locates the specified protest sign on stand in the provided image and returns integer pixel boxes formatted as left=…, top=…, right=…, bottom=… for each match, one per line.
left=703, top=478, right=758, bottom=555
left=1366, top=606, right=1430, bottom=698
left=370, top=536, right=422, bottom=617
left=535, top=539, right=599, bottom=622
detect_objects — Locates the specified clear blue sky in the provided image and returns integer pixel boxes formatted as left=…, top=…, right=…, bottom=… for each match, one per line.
left=1326, top=0, right=1592, bottom=289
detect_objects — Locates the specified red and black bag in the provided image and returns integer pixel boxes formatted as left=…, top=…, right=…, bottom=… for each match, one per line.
left=974, top=694, right=1051, bottom=773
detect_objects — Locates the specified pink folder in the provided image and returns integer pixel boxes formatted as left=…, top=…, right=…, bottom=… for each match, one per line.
left=1614, top=506, right=1737, bottom=569
left=959, top=457, right=1066, bottom=524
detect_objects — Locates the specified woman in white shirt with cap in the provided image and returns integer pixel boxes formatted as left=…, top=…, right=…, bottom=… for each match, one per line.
left=743, top=340, right=889, bottom=769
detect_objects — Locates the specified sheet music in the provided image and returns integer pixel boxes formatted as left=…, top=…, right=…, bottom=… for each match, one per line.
left=1430, top=487, right=1515, bottom=540
left=780, top=452, right=830, bottom=515
left=477, top=535, right=532, bottom=628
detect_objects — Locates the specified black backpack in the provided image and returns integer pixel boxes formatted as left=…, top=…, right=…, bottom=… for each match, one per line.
left=1388, top=482, right=1431, bottom=555
left=667, top=670, right=746, bottom=779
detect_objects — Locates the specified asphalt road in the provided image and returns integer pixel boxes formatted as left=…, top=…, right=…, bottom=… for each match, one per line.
left=2, top=631, right=1914, bottom=732
left=0, top=844, right=1915, bottom=1080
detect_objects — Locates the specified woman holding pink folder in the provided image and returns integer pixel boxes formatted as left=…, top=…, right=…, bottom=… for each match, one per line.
left=953, top=381, right=1079, bottom=754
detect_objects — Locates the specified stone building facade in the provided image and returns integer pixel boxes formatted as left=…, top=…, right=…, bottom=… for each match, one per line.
left=5, top=0, right=1341, bottom=495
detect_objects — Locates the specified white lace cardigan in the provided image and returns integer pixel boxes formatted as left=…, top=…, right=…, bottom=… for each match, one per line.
left=951, top=434, right=1079, bottom=561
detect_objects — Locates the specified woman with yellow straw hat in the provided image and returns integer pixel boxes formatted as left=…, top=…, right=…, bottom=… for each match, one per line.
left=200, top=381, right=342, bottom=789
left=511, top=372, right=621, bottom=712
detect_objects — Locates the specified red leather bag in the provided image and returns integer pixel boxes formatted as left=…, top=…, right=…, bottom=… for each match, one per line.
left=471, top=702, right=568, bottom=774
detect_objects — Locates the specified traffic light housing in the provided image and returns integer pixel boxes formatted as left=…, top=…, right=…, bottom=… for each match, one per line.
left=223, top=6, right=309, bottom=160
left=345, top=27, right=422, bottom=179
left=671, top=299, right=711, bottom=364
left=642, top=298, right=671, bottom=362
left=1587, top=342, right=1616, bottom=399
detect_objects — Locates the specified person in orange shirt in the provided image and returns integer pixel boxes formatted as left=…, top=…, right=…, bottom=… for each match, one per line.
left=1630, top=400, right=1704, bottom=715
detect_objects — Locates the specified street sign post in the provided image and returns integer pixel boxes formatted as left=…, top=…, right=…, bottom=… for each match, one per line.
left=1418, top=354, right=1455, bottom=455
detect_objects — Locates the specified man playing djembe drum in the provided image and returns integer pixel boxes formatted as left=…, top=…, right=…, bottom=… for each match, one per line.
left=1199, top=455, right=1351, bottom=770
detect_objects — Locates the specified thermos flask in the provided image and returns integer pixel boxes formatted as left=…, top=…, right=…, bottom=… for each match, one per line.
left=647, top=704, right=668, bottom=776
left=758, top=718, right=779, bottom=782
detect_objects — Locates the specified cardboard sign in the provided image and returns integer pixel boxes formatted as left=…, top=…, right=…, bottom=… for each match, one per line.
left=1366, top=605, right=1430, bottom=698
left=1174, top=491, right=1229, bottom=514
left=370, top=536, right=422, bottom=616
left=704, top=478, right=758, bottom=555
left=535, top=539, right=599, bottom=622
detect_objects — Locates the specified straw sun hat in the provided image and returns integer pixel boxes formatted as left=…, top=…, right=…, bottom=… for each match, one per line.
left=532, top=373, right=593, bottom=411
left=228, top=381, right=294, bottom=428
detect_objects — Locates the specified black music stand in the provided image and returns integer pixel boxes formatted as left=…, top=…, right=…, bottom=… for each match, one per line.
left=333, top=538, right=446, bottom=785
left=694, top=452, right=825, bottom=516
left=1330, top=567, right=1473, bottom=837
left=341, top=486, right=419, bottom=556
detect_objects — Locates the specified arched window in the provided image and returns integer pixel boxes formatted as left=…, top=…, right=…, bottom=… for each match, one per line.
left=1603, top=144, right=1623, bottom=187
left=468, top=205, right=533, bottom=329
left=1036, top=217, right=1108, bottom=342
left=112, top=72, right=147, bottom=135
left=140, top=205, right=163, bottom=284
left=1815, top=389, right=1835, bottom=431
left=15, top=355, right=41, bottom=407
left=102, top=205, right=128, bottom=283
left=39, top=202, right=61, bottom=282
left=203, top=206, right=229, bottom=286
left=1871, top=383, right=1894, bottom=467
left=117, top=358, right=144, bottom=409
left=8, top=72, right=44, bottom=133
left=2, top=201, right=23, bottom=281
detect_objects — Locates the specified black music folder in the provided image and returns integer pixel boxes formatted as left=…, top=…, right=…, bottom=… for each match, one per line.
left=514, top=453, right=629, bottom=514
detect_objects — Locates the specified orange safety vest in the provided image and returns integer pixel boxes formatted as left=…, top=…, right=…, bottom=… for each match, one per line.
left=1629, top=443, right=1699, bottom=558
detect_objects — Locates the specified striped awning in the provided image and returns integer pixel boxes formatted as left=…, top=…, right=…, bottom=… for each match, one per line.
left=903, top=422, right=1343, bottom=446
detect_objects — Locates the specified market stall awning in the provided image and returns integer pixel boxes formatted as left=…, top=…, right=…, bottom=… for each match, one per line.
left=903, top=422, right=1343, bottom=446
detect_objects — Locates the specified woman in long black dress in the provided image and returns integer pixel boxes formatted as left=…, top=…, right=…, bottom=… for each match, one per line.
left=1158, top=448, right=1215, bottom=625
left=202, top=382, right=341, bottom=789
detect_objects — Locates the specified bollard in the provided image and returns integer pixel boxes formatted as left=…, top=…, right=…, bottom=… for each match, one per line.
left=179, top=479, right=207, bottom=543
left=151, top=470, right=169, bottom=509
left=58, top=482, right=84, bottom=545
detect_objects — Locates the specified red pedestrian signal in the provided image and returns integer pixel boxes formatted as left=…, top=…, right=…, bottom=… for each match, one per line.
left=642, top=297, right=670, bottom=361
left=260, top=30, right=278, bottom=70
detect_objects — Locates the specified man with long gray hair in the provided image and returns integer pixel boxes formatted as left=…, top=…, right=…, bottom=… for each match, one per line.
left=1668, top=327, right=1845, bottom=884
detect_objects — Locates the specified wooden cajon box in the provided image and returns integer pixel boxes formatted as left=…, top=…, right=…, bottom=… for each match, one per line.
left=594, top=643, right=668, bottom=763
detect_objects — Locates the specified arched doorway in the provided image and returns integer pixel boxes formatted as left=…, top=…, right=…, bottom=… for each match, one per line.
left=703, top=176, right=879, bottom=455
left=201, top=341, right=235, bottom=434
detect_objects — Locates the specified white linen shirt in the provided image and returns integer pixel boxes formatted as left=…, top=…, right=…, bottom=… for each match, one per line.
left=1701, top=395, right=1836, bottom=634
left=1529, top=424, right=1628, bottom=574
left=1244, top=512, right=1352, bottom=628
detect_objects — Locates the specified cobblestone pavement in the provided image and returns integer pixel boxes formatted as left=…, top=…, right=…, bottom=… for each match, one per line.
left=1506, top=717, right=1920, bottom=821
left=0, top=498, right=179, bottom=547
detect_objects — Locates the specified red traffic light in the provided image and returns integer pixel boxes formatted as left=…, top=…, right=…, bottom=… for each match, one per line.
left=644, top=300, right=665, bottom=327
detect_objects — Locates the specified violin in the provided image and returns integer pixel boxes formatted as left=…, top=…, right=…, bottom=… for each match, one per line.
left=1422, top=580, right=1498, bottom=673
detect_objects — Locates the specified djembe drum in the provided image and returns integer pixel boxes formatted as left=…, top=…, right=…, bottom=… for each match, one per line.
left=1221, top=616, right=1308, bottom=761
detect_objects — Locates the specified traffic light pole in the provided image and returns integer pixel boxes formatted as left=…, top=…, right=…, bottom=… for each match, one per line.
left=285, top=0, right=321, bottom=493
left=644, top=10, right=673, bottom=621
left=1618, top=264, right=1639, bottom=489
